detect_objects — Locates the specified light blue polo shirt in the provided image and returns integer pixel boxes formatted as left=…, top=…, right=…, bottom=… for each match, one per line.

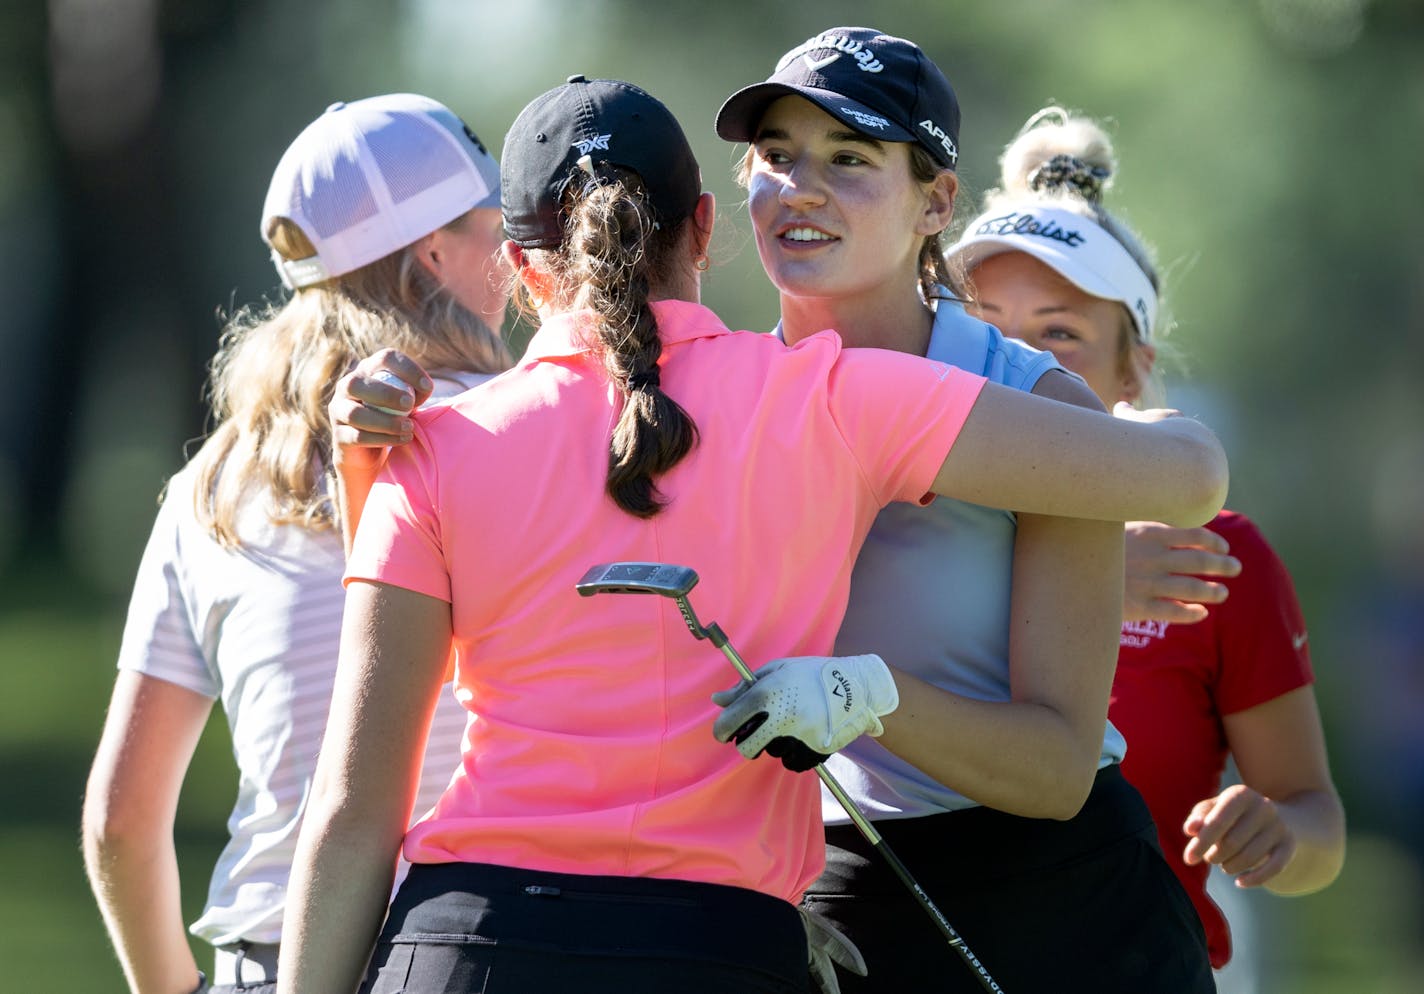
left=821, top=295, right=1128, bottom=823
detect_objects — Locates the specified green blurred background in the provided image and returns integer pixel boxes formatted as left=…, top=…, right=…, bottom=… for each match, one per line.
left=2, top=0, right=1421, bottom=990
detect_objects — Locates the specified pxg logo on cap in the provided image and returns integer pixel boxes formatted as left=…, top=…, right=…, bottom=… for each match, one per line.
left=501, top=75, right=701, bottom=249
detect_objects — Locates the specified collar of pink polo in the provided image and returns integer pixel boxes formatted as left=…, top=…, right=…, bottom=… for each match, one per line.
left=522, top=299, right=740, bottom=362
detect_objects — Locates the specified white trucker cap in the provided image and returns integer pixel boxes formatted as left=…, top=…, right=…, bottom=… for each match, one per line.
left=261, top=94, right=500, bottom=289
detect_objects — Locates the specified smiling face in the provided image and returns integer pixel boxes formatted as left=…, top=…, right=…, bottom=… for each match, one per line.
left=746, top=96, right=941, bottom=322
left=966, top=250, right=1150, bottom=406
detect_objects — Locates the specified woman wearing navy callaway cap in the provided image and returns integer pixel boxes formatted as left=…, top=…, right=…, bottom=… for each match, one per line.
left=948, top=106, right=1346, bottom=981
left=276, top=74, right=1230, bottom=994
left=81, top=94, right=511, bottom=994
left=711, top=27, right=1216, bottom=991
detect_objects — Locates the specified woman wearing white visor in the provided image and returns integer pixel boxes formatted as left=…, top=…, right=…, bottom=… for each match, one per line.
left=947, top=106, right=1345, bottom=982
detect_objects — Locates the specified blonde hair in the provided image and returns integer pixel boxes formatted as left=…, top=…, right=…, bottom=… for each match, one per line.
left=516, top=168, right=698, bottom=518
left=189, top=213, right=511, bottom=547
left=976, top=106, right=1167, bottom=405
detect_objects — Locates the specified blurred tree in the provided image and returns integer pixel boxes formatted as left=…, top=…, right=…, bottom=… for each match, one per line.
left=1, top=1, right=1420, bottom=988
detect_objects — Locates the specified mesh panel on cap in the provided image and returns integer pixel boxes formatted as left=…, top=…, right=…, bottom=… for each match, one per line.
left=366, top=120, right=466, bottom=205
left=305, top=151, right=379, bottom=238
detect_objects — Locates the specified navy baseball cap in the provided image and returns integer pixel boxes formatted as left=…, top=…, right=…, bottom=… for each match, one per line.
left=501, top=75, right=703, bottom=248
left=716, top=27, right=961, bottom=170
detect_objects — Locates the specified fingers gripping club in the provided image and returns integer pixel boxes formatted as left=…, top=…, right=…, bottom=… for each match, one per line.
left=575, top=562, right=1006, bottom=993
left=710, top=653, right=899, bottom=765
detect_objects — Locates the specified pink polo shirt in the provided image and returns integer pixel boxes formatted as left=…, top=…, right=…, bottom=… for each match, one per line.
left=346, top=299, right=985, bottom=903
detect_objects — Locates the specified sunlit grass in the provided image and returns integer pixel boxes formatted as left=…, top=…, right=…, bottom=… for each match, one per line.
left=0, top=560, right=235, bottom=990
left=3, top=562, right=1420, bottom=992
left=0, top=824, right=227, bottom=992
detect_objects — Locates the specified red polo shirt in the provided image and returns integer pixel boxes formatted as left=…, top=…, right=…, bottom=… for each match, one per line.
left=1111, top=510, right=1314, bottom=967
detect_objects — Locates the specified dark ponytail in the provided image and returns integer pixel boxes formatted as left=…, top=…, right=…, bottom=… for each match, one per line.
left=563, top=170, right=699, bottom=517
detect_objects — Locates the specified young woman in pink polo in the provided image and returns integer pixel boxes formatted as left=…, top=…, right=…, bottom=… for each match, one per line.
left=277, top=76, right=1229, bottom=994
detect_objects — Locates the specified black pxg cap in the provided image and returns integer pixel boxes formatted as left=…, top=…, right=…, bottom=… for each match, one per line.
left=502, top=75, right=703, bottom=248
left=716, top=27, right=961, bottom=171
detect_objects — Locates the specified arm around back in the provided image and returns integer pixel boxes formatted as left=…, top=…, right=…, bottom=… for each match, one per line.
left=931, top=381, right=1228, bottom=527
left=329, top=349, right=434, bottom=553
left=876, top=370, right=1125, bottom=818
left=1002, top=369, right=1124, bottom=813
left=1123, top=521, right=1241, bottom=624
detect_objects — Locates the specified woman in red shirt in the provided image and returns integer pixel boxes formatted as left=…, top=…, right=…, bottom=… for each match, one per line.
left=948, top=104, right=1347, bottom=970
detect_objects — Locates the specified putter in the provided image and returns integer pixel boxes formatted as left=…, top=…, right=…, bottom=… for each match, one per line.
left=576, top=561, right=1004, bottom=993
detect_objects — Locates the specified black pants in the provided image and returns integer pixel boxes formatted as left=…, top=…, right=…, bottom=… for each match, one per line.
left=803, top=765, right=1214, bottom=993
left=361, top=861, right=810, bottom=994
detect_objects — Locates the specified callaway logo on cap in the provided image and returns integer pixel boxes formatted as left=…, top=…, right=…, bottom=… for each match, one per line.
left=715, top=26, right=961, bottom=170
left=778, top=31, right=887, bottom=74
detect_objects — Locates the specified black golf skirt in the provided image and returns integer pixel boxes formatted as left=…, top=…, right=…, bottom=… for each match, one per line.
left=802, top=764, right=1214, bottom=993
left=360, top=860, right=810, bottom=994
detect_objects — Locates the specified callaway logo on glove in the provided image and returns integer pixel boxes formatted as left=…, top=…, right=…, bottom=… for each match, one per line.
left=711, top=654, right=899, bottom=772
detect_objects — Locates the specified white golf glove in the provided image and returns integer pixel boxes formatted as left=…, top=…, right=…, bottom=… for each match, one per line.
left=711, top=654, right=898, bottom=769
left=800, top=907, right=867, bottom=994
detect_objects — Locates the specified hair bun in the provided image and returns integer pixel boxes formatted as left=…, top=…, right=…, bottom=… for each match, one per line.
left=1028, top=153, right=1110, bottom=203
left=998, top=105, right=1117, bottom=203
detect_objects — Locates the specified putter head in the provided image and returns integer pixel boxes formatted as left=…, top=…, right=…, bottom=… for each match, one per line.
left=576, top=562, right=700, bottom=599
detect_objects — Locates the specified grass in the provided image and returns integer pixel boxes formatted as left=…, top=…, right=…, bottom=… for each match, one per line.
left=0, top=557, right=236, bottom=991
left=4, top=558, right=1421, bottom=992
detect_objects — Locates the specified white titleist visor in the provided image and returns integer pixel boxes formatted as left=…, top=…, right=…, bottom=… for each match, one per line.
left=946, top=203, right=1158, bottom=342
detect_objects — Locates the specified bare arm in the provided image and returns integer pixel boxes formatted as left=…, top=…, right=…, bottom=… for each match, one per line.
left=329, top=350, right=432, bottom=553
left=276, top=581, right=451, bottom=994
left=932, top=382, right=1228, bottom=527
left=876, top=371, right=1123, bottom=818
left=1184, top=686, right=1346, bottom=894
left=83, top=671, right=212, bottom=994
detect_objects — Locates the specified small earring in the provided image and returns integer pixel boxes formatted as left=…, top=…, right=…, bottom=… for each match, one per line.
left=694, top=254, right=710, bottom=271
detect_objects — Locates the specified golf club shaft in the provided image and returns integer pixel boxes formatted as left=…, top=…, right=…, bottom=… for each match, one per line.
left=702, top=622, right=1003, bottom=993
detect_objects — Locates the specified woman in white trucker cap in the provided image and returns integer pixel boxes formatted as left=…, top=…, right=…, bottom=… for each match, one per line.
left=708, top=27, right=1216, bottom=992
left=947, top=106, right=1345, bottom=983
left=278, top=74, right=1230, bottom=994
left=82, top=93, right=511, bottom=994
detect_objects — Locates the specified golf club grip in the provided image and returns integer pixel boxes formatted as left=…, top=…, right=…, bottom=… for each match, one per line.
left=815, top=766, right=1005, bottom=993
